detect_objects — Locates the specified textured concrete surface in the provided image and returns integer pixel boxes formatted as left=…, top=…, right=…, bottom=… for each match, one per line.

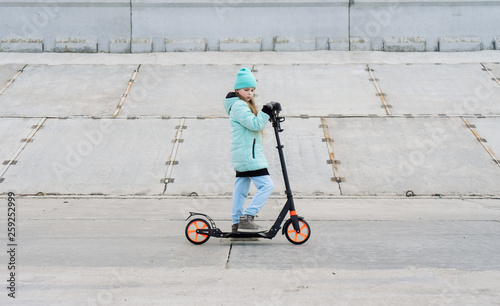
left=0, top=52, right=500, bottom=197
left=0, top=64, right=23, bottom=86
left=0, top=64, right=138, bottom=117
left=122, top=64, right=247, bottom=117
left=1, top=118, right=177, bottom=195
left=325, top=117, right=500, bottom=196
left=0, top=51, right=499, bottom=304
left=256, top=64, right=384, bottom=116
left=0, top=197, right=499, bottom=305
left=371, top=63, right=500, bottom=115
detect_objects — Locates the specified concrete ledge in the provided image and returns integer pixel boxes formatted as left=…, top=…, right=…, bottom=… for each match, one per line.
left=165, top=38, right=207, bottom=52
left=131, top=38, right=152, bottom=53
left=328, top=38, right=349, bottom=51
left=383, top=37, right=426, bottom=52
left=350, top=37, right=371, bottom=51
left=315, top=37, right=329, bottom=50
left=109, top=38, right=131, bottom=53
left=438, top=36, right=482, bottom=52
left=219, top=38, right=261, bottom=52
left=54, top=38, right=97, bottom=53
left=274, top=37, right=316, bottom=52
left=0, top=37, right=43, bottom=52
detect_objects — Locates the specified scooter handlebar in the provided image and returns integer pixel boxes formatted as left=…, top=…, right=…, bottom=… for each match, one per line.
left=267, top=101, right=285, bottom=131
left=265, top=101, right=281, bottom=118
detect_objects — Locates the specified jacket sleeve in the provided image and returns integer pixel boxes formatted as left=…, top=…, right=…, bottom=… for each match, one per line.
left=231, top=101, right=270, bottom=132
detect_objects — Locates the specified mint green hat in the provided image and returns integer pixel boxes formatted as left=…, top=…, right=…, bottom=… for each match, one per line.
left=234, top=68, right=257, bottom=90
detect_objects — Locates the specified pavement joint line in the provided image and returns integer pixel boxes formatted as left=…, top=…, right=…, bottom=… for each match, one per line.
left=366, top=64, right=392, bottom=116
left=320, top=117, right=344, bottom=194
left=112, top=64, right=141, bottom=117
left=461, top=117, right=500, bottom=167
left=225, top=243, right=233, bottom=270
left=162, top=117, right=186, bottom=194
left=0, top=64, right=26, bottom=96
left=1, top=51, right=500, bottom=66
left=0, top=117, right=47, bottom=181
left=1, top=114, right=500, bottom=120
left=480, top=62, right=500, bottom=86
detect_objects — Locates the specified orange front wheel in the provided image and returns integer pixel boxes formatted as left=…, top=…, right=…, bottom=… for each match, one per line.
left=284, top=219, right=311, bottom=245
left=185, top=218, right=211, bottom=245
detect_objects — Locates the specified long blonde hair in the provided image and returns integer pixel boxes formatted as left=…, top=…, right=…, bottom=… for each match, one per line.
left=235, top=91, right=263, bottom=135
left=235, top=91, right=258, bottom=116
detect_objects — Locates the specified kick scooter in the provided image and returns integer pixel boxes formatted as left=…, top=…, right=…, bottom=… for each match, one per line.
left=185, top=103, right=311, bottom=245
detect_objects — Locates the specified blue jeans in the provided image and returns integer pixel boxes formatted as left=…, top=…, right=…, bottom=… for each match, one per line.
left=232, top=175, right=274, bottom=224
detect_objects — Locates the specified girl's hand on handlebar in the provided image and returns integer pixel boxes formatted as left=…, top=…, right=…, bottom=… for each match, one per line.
left=262, top=102, right=281, bottom=117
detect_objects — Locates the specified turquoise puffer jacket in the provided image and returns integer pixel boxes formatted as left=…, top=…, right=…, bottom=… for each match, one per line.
left=223, top=95, right=270, bottom=172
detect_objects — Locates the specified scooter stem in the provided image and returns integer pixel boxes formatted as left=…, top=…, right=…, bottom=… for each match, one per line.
left=271, top=112, right=296, bottom=215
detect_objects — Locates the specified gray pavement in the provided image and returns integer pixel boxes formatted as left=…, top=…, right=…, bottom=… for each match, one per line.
left=0, top=196, right=499, bottom=305
left=0, top=51, right=500, bottom=304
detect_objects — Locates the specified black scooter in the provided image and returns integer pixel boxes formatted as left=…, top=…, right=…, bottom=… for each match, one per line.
left=185, top=103, right=311, bottom=245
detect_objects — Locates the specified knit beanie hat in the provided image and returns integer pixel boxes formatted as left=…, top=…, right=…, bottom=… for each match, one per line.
left=234, top=68, right=257, bottom=90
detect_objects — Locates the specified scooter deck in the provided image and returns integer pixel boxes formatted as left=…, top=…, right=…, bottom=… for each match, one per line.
left=199, top=227, right=279, bottom=239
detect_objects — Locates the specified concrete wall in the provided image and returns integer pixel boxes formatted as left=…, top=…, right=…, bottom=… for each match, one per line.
left=0, top=0, right=499, bottom=52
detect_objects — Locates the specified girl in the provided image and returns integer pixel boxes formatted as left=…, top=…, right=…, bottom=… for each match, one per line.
left=223, top=68, right=275, bottom=232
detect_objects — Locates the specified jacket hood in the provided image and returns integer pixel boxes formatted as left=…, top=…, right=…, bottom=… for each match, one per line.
left=223, top=92, right=240, bottom=115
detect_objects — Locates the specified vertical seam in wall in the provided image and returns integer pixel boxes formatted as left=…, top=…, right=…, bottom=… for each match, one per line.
left=348, top=0, right=352, bottom=51
left=130, top=0, right=133, bottom=53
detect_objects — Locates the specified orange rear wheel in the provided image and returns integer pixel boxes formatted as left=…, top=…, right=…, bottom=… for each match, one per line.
left=185, top=218, right=211, bottom=245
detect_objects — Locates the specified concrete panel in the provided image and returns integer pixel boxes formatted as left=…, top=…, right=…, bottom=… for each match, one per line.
left=371, top=64, right=500, bottom=115
left=328, top=37, right=349, bottom=51
left=263, top=118, right=341, bottom=196
left=468, top=117, right=500, bottom=164
left=165, top=38, right=207, bottom=52
left=274, top=37, right=317, bottom=52
left=349, top=36, right=371, bottom=51
left=54, top=38, right=98, bottom=53
left=166, top=118, right=339, bottom=196
left=324, top=117, right=500, bottom=196
left=0, top=118, right=41, bottom=166
left=219, top=38, right=261, bottom=52
left=132, top=0, right=348, bottom=51
left=0, top=64, right=23, bottom=87
left=0, top=64, right=137, bottom=117
left=109, top=38, right=131, bottom=53
left=131, top=38, right=153, bottom=53
left=0, top=118, right=177, bottom=195
left=228, top=220, right=500, bottom=270
left=255, top=64, right=384, bottom=116
left=21, top=222, right=229, bottom=269
left=163, top=118, right=234, bottom=196
left=122, top=65, right=248, bottom=117
left=351, top=1, right=500, bottom=51
left=0, top=37, right=43, bottom=52
left=383, top=37, right=426, bottom=52
left=0, top=1, right=130, bottom=53
left=439, top=36, right=482, bottom=52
